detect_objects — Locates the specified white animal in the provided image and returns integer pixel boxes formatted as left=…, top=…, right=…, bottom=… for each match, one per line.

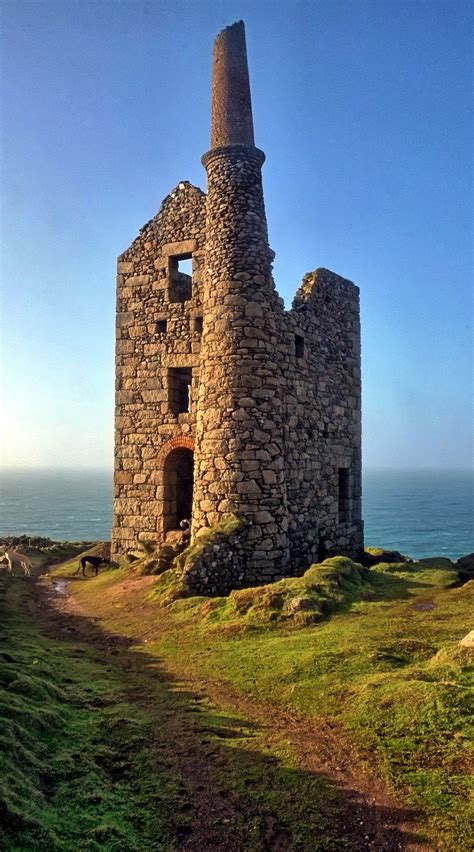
left=0, top=549, right=32, bottom=577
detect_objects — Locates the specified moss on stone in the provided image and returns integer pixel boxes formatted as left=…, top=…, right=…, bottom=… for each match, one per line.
left=175, top=513, right=243, bottom=571
left=196, top=556, right=372, bottom=631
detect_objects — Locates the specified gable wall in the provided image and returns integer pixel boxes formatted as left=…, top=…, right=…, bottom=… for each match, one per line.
left=112, top=183, right=206, bottom=556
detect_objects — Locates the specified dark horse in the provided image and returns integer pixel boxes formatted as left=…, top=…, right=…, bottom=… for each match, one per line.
left=75, top=555, right=110, bottom=577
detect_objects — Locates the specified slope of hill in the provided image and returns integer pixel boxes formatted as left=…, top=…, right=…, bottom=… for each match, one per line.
left=1, top=544, right=472, bottom=850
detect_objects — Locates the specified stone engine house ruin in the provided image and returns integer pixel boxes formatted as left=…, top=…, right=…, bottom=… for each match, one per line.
left=112, top=21, right=363, bottom=590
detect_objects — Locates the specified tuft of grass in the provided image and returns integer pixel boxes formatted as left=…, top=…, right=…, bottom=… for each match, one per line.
left=194, top=556, right=372, bottom=632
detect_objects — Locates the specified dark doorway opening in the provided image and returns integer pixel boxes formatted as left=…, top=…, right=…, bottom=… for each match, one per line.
left=295, top=334, right=305, bottom=358
left=163, top=448, right=194, bottom=532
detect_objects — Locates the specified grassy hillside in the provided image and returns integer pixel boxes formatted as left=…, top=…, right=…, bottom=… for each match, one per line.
left=57, top=552, right=473, bottom=851
left=2, top=544, right=472, bottom=850
left=0, top=558, right=181, bottom=850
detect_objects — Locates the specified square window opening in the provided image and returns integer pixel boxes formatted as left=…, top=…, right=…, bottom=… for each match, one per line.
left=168, top=367, right=192, bottom=414
left=295, top=334, right=305, bottom=358
left=169, top=253, right=192, bottom=303
left=156, top=320, right=167, bottom=334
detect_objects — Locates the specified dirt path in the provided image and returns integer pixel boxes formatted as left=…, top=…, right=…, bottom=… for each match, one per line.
left=39, top=570, right=432, bottom=851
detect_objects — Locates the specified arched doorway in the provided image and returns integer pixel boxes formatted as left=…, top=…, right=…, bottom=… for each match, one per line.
left=163, top=447, right=194, bottom=532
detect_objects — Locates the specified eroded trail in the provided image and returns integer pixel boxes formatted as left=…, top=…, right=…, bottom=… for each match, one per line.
left=35, top=568, right=431, bottom=852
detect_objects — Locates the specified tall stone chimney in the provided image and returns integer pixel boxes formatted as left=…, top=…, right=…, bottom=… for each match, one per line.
left=193, top=21, right=290, bottom=582
left=210, top=20, right=255, bottom=148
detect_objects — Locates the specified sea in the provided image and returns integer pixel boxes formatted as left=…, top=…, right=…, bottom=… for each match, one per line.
left=0, top=468, right=472, bottom=561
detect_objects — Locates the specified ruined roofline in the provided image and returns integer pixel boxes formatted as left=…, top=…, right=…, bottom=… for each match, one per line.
left=290, top=268, right=359, bottom=311
left=218, top=19, right=245, bottom=35
left=167, top=180, right=206, bottom=199
left=117, top=181, right=205, bottom=259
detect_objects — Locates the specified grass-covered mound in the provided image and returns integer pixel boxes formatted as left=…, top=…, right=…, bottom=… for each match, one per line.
left=196, top=556, right=372, bottom=631
left=149, top=555, right=372, bottom=626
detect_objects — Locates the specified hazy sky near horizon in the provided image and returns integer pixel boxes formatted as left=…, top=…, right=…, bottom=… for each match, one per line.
left=1, top=0, right=472, bottom=471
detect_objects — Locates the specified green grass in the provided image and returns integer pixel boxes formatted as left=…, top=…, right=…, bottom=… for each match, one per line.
left=0, top=569, right=181, bottom=850
left=5, top=546, right=472, bottom=850
left=142, top=558, right=473, bottom=850
left=150, top=554, right=373, bottom=623
left=3, top=550, right=373, bottom=851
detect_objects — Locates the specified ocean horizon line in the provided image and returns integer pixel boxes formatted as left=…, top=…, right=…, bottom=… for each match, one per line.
left=1, top=465, right=473, bottom=473
left=0, top=467, right=472, bottom=559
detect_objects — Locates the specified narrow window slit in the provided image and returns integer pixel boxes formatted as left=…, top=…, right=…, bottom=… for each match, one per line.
left=295, top=334, right=305, bottom=358
left=168, top=367, right=192, bottom=415
left=169, top=254, right=192, bottom=303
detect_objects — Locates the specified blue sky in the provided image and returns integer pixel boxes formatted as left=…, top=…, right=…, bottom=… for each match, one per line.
left=1, top=0, right=472, bottom=470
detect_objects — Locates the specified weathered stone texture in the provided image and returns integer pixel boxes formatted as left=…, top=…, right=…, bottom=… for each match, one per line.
left=111, top=21, right=363, bottom=587
left=211, top=20, right=255, bottom=148
left=112, top=182, right=206, bottom=555
left=193, top=144, right=290, bottom=579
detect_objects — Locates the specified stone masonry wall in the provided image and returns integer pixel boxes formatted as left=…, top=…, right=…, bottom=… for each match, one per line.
left=111, top=185, right=363, bottom=578
left=194, top=145, right=291, bottom=585
left=285, top=269, right=363, bottom=569
left=111, top=182, right=206, bottom=559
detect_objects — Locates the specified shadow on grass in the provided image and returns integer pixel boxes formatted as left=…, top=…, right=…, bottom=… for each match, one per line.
left=1, top=568, right=429, bottom=851
left=366, top=570, right=435, bottom=602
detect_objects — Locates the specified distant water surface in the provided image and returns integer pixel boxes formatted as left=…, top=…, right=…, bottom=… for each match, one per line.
left=0, top=468, right=472, bottom=560
left=0, top=469, right=112, bottom=542
left=363, top=469, right=473, bottom=560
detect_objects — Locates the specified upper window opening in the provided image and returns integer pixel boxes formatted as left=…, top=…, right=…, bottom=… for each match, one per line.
left=178, top=257, right=192, bottom=277
left=156, top=320, right=167, bottom=334
left=168, top=367, right=192, bottom=415
left=295, top=334, right=305, bottom=358
left=194, top=316, right=203, bottom=335
left=169, top=253, right=192, bottom=303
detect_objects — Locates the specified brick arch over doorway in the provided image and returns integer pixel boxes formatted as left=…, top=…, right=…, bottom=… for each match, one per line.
left=157, top=436, right=195, bottom=469
left=157, top=436, right=195, bottom=537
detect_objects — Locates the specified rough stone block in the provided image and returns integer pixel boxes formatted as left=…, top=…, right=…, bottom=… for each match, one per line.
left=161, top=239, right=197, bottom=257
left=127, top=275, right=150, bottom=288
left=114, top=471, right=133, bottom=485
left=116, top=312, right=134, bottom=328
